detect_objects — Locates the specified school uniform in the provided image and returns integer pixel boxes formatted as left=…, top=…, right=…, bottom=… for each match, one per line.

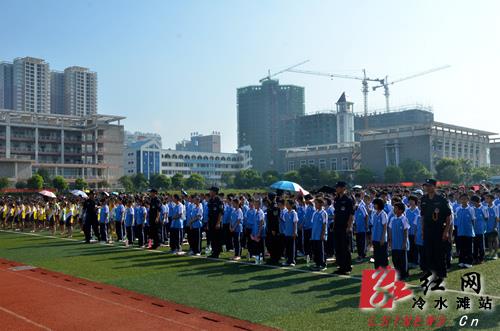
left=302, top=205, right=314, bottom=258
left=243, top=207, right=255, bottom=251
left=325, top=204, right=335, bottom=258
left=188, top=204, right=203, bottom=254
left=134, top=205, right=145, bottom=247
left=415, top=214, right=426, bottom=272
left=230, top=207, right=244, bottom=257
left=170, top=203, right=184, bottom=251
left=283, top=209, right=298, bottom=265
left=311, top=208, right=328, bottom=268
left=455, top=206, right=475, bottom=266
left=114, top=204, right=125, bottom=241
left=354, top=202, right=368, bottom=258
left=485, top=204, right=499, bottom=253
left=222, top=204, right=233, bottom=250
left=279, top=208, right=288, bottom=257
left=249, top=208, right=266, bottom=258
left=296, top=204, right=305, bottom=254
left=371, top=210, right=389, bottom=269
left=405, top=207, right=420, bottom=266
left=389, top=215, right=410, bottom=280
left=99, top=204, right=110, bottom=242
left=124, top=207, right=135, bottom=244
left=473, top=206, right=488, bottom=263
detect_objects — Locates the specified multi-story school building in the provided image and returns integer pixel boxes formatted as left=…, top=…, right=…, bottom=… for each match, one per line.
left=124, top=137, right=252, bottom=185
left=490, top=138, right=500, bottom=167
left=0, top=108, right=124, bottom=185
left=360, top=122, right=495, bottom=180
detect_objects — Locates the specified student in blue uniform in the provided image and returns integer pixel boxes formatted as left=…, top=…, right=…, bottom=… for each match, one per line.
left=302, top=197, right=314, bottom=263
left=244, top=199, right=256, bottom=253
left=324, top=198, right=335, bottom=259
left=250, top=199, right=266, bottom=264
left=124, top=200, right=134, bottom=247
left=371, top=198, right=388, bottom=269
left=240, top=196, right=250, bottom=249
left=230, top=198, right=243, bottom=260
left=99, top=199, right=110, bottom=243
left=114, top=199, right=125, bottom=242
left=471, top=195, right=487, bottom=264
left=187, top=196, right=203, bottom=256
left=160, top=198, right=169, bottom=246
left=311, top=198, right=328, bottom=271
left=278, top=199, right=287, bottom=260
left=170, top=194, right=184, bottom=254
left=134, top=199, right=146, bottom=247
left=455, top=194, right=475, bottom=268
left=388, top=202, right=410, bottom=280
left=415, top=211, right=426, bottom=272
left=354, top=193, right=368, bottom=261
left=296, top=197, right=305, bottom=256
left=283, top=199, right=298, bottom=267
left=222, top=195, right=234, bottom=251
left=405, top=196, right=420, bottom=268
left=485, top=194, right=499, bottom=260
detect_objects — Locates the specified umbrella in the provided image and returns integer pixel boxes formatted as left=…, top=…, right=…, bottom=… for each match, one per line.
left=39, top=190, right=56, bottom=198
left=101, top=191, right=110, bottom=197
left=111, top=192, right=119, bottom=196
left=315, top=185, right=336, bottom=194
left=270, top=181, right=309, bottom=195
left=70, top=190, right=88, bottom=199
left=352, top=185, right=363, bottom=190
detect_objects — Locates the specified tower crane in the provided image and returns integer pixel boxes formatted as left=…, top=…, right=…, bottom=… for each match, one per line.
left=259, top=60, right=310, bottom=83
left=285, top=68, right=380, bottom=116
left=372, top=65, right=450, bottom=112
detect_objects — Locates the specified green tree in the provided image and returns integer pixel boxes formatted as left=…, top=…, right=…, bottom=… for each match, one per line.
left=298, top=165, right=320, bottom=188
left=414, top=167, right=433, bottom=182
left=435, top=158, right=464, bottom=183
left=0, top=177, right=10, bottom=190
left=118, top=176, right=134, bottom=192
left=131, top=173, right=149, bottom=191
left=97, top=180, right=109, bottom=189
left=399, top=159, right=431, bottom=182
left=52, top=176, right=68, bottom=191
left=27, top=174, right=44, bottom=190
left=73, top=178, right=88, bottom=190
left=318, top=170, right=339, bottom=187
left=354, top=168, right=375, bottom=185
left=149, top=174, right=171, bottom=190
left=220, top=172, right=235, bottom=188
left=185, top=173, right=206, bottom=189
left=234, top=169, right=262, bottom=189
left=471, top=167, right=490, bottom=183
left=15, top=181, right=27, bottom=189
left=171, top=173, right=185, bottom=189
left=283, top=171, right=300, bottom=183
left=384, top=166, right=403, bottom=184
left=261, top=170, right=280, bottom=187
left=36, top=169, right=52, bottom=184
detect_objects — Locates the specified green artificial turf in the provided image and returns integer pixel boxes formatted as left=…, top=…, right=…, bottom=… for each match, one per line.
left=0, top=230, right=498, bottom=330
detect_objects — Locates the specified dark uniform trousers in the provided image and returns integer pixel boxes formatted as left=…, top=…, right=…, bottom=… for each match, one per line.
left=372, top=241, right=388, bottom=269
left=284, top=236, right=296, bottom=265
left=188, top=227, right=202, bottom=254
left=457, top=236, right=473, bottom=265
left=266, top=233, right=281, bottom=264
left=209, top=224, right=223, bottom=257
left=334, top=225, right=352, bottom=271
left=312, top=240, right=326, bottom=268
left=424, top=230, right=447, bottom=278
left=149, top=221, right=161, bottom=248
left=83, top=217, right=100, bottom=242
left=223, top=223, right=233, bottom=250
left=325, top=226, right=335, bottom=257
left=473, top=234, right=485, bottom=263
left=408, top=235, right=418, bottom=264
left=355, top=232, right=366, bottom=258
left=392, top=249, right=408, bottom=280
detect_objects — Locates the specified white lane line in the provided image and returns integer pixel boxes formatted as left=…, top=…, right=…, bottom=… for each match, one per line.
left=2, top=230, right=499, bottom=300
left=0, top=305, right=53, bottom=331
left=0, top=268, right=201, bottom=330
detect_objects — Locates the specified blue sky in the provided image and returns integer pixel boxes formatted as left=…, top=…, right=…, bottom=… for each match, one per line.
left=2, top=0, right=499, bottom=151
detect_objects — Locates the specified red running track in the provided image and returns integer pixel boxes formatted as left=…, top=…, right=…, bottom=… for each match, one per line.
left=0, top=258, right=275, bottom=331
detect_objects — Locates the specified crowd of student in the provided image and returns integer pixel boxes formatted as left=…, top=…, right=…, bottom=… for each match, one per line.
left=1, top=182, right=499, bottom=279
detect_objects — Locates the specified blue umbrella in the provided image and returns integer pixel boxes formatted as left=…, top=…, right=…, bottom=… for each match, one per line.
left=270, top=181, right=309, bottom=195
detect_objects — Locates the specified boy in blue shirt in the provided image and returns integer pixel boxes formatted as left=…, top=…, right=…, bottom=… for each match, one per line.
left=187, top=196, right=203, bottom=256
left=485, top=194, right=499, bottom=260
left=455, top=194, right=475, bottom=268
left=371, top=198, right=388, bottom=269
left=354, top=193, right=368, bottom=261
left=170, top=194, right=184, bottom=254
left=124, top=200, right=135, bottom=247
left=222, top=195, right=234, bottom=251
left=250, top=199, right=266, bottom=264
left=283, top=199, right=298, bottom=267
left=405, top=196, right=420, bottom=268
left=302, top=198, right=314, bottom=263
left=471, top=195, right=487, bottom=264
left=99, top=199, right=110, bottom=243
left=230, top=199, right=243, bottom=260
left=325, top=197, right=335, bottom=259
left=388, top=202, right=410, bottom=280
left=311, top=198, right=328, bottom=271
left=113, top=199, right=125, bottom=242
left=134, top=199, right=146, bottom=247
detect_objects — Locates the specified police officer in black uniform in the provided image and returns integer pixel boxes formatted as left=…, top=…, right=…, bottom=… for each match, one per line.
left=333, top=181, right=354, bottom=275
left=82, top=190, right=100, bottom=243
left=148, top=188, right=162, bottom=249
left=265, top=193, right=281, bottom=265
left=207, top=186, right=224, bottom=258
left=420, top=179, right=451, bottom=284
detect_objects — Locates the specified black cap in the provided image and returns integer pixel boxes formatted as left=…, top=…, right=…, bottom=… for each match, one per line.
left=267, top=192, right=277, bottom=199
left=424, top=178, right=437, bottom=186
left=335, top=181, right=347, bottom=188
left=149, top=188, right=158, bottom=193
left=209, top=186, right=219, bottom=193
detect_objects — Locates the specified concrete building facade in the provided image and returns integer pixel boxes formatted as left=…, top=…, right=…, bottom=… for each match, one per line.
left=0, top=62, right=13, bottom=110
left=490, top=138, right=500, bottom=166
left=13, top=57, right=51, bottom=114
left=64, top=66, right=97, bottom=116
left=50, top=71, right=65, bottom=114
left=176, top=132, right=221, bottom=153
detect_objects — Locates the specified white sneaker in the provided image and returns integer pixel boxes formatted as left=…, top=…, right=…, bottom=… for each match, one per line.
left=464, top=264, right=472, bottom=268
left=458, top=263, right=465, bottom=267
left=289, top=263, right=296, bottom=267
left=492, top=255, right=498, bottom=260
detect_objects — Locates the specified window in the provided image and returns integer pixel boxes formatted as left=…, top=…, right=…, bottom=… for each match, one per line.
left=300, top=160, right=306, bottom=167
left=288, top=161, right=295, bottom=171
left=319, top=159, right=326, bottom=170
left=330, top=158, right=337, bottom=170
left=342, top=157, right=349, bottom=170
left=308, top=159, right=315, bottom=166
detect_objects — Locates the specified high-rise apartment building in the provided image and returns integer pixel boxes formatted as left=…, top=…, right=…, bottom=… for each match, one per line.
left=64, top=66, right=97, bottom=116
left=0, top=62, right=13, bottom=110
left=237, top=79, right=304, bottom=171
left=13, top=57, right=51, bottom=113
left=50, top=71, right=65, bottom=114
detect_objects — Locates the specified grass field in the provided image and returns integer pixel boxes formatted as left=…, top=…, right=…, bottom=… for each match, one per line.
left=0, top=230, right=498, bottom=330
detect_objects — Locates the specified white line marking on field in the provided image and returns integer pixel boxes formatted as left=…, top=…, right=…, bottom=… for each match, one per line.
left=0, top=268, right=200, bottom=330
left=0, top=305, right=53, bottom=331
left=1, top=230, right=499, bottom=300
